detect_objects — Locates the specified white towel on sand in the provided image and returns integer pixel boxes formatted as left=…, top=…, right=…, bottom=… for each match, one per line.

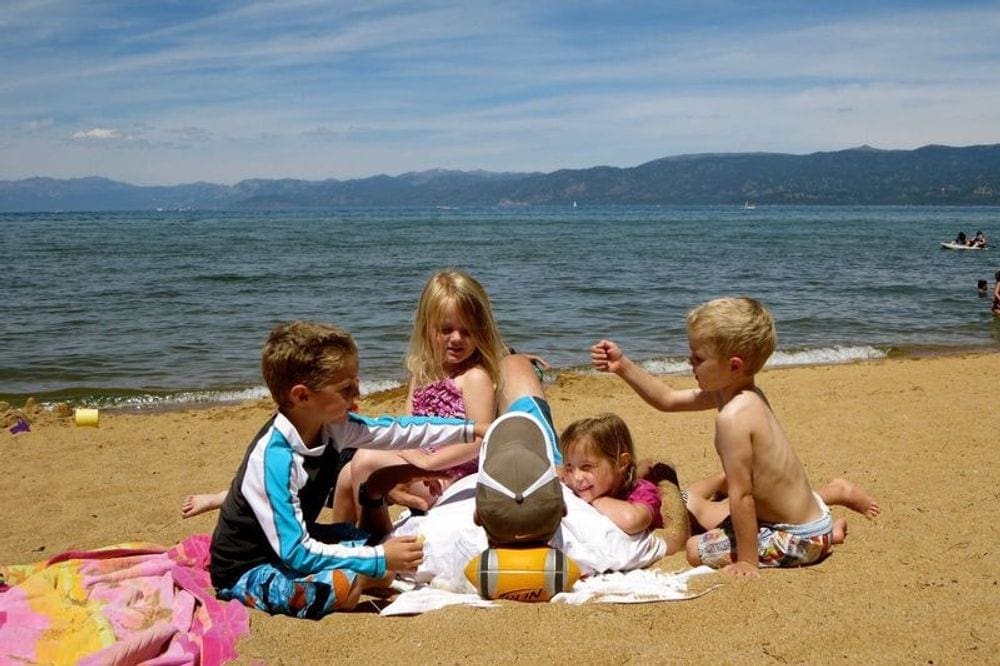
left=551, top=566, right=719, bottom=605
left=380, top=567, right=718, bottom=616
left=380, top=583, right=496, bottom=616
left=380, top=475, right=717, bottom=616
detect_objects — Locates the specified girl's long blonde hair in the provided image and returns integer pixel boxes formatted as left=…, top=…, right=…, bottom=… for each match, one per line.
left=559, top=413, right=638, bottom=498
left=405, top=270, right=507, bottom=391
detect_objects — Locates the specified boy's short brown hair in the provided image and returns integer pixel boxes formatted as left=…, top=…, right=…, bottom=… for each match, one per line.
left=261, top=321, right=358, bottom=408
left=686, top=297, right=776, bottom=374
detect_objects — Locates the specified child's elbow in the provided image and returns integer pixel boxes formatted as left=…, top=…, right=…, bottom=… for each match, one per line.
left=621, top=510, right=653, bottom=535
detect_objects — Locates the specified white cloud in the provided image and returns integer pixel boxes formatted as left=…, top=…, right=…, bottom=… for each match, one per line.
left=71, top=128, right=125, bottom=140
left=4, top=3, right=1000, bottom=183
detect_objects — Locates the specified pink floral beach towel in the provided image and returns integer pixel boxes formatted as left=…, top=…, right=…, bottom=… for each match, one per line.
left=0, top=533, right=249, bottom=665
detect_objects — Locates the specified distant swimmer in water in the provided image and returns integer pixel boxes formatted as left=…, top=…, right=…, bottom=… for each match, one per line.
left=992, top=270, right=1000, bottom=317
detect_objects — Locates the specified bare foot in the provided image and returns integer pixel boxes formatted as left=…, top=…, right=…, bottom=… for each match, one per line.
left=180, top=490, right=227, bottom=519
left=832, top=518, right=848, bottom=545
left=819, top=478, right=881, bottom=519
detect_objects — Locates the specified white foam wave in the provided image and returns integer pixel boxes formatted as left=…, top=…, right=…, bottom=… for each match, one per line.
left=641, top=359, right=691, bottom=375
left=360, top=378, right=405, bottom=395
left=640, top=345, right=887, bottom=376
left=97, top=386, right=272, bottom=410
left=45, top=378, right=406, bottom=411
left=766, top=345, right=887, bottom=367
left=36, top=346, right=886, bottom=411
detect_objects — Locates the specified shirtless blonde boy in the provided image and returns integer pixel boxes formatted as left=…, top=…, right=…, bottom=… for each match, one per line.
left=591, top=297, right=839, bottom=578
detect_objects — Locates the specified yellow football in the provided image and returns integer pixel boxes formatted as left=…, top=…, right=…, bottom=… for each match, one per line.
left=464, top=546, right=581, bottom=602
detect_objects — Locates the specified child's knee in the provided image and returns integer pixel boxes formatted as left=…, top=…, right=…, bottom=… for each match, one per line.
left=349, top=452, right=378, bottom=480
left=350, top=450, right=398, bottom=481
left=335, top=460, right=353, bottom=487
left=499, top=354, right=544, bottom=406
left=685, top=536, right=702, bottom=566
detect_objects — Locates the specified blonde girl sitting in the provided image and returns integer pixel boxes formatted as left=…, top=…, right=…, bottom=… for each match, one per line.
left=560, top=414, right=664, bottom=536
left=331, top=269, right=509, bottom=523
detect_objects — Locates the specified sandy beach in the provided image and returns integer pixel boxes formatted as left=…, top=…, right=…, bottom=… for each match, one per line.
left=3, top=353, right=999, bottom=663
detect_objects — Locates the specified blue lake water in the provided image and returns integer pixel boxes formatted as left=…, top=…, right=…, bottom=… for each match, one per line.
left=1, top=205, right=998, bottom=408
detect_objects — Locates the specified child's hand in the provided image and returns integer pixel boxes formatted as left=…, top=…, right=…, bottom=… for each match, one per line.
left=591, top=339, right=625, bottom=374
left=382, top=535, right=424, bottom=573
left=721, top=561, right=760, bottom=579
left=398, top=449, right=437, bottom=470
left=364, top=463, right=447, bottom=497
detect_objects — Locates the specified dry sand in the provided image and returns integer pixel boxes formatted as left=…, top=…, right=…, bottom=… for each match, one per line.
left=3, top=354, right=999, bottom=664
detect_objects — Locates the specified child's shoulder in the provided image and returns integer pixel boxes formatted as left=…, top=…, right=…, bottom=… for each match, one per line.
left=715, top=387, right=772, bottom=428
left=720, top=386, right=769, bottom=411
left=455, top=363, right=493, bottom=386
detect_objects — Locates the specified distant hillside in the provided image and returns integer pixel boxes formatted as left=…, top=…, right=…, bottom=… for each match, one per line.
left=3, top=144, right=1000, bottom=211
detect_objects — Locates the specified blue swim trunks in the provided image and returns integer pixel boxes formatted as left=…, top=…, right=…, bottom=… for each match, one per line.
left=216, top=522, right=371, bottom=618
left=507, top=395, right=560, bottom=465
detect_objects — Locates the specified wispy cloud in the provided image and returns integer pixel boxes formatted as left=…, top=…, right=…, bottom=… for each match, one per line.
left=72, top=128, right=127, bottom=141
left=2, top=2, right=999, bottom=184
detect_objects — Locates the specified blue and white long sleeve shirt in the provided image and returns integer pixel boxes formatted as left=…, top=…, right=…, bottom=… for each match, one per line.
left=210, top=411, right=473, bottom=589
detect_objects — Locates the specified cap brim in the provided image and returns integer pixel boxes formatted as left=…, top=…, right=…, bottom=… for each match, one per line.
left=476, top=412, right=565, bottom=545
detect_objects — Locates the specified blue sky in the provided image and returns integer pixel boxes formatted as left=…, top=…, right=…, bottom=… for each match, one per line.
left=2, top=1, right=999, bottom=185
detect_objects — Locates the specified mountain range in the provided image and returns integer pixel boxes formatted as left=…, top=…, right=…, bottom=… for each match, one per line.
left=3, top=143, right=1000, bottom=212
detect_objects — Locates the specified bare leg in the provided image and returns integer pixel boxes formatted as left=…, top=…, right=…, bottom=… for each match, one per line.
left=498, top=354, right=545, bottom=410
left=684, top=472, right=731, bottom=531
left=331, top=462, right=359, bottom=524
left=337, top=451, right=404, bottom=524
left=345, top=448, right=448, bottom=520
left=687, top=471, right=728, bottom=500
left=685, top=473, right=880, bottom=534
left=180, top=490, right=227, bottom=519
left=638, top=459, right=690, bottom=556
left=817, top=478, right=881, bottom=519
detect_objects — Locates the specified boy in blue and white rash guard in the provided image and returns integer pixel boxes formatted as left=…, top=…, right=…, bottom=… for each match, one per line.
left=209, top=321, right=484, bottom=618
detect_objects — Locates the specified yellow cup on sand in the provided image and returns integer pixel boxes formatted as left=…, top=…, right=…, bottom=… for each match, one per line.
left=74, top=408, right=100, bottom=427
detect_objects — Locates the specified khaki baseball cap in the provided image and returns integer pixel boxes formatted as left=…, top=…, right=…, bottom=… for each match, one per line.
left=475, top=412, right=565, bottom=546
